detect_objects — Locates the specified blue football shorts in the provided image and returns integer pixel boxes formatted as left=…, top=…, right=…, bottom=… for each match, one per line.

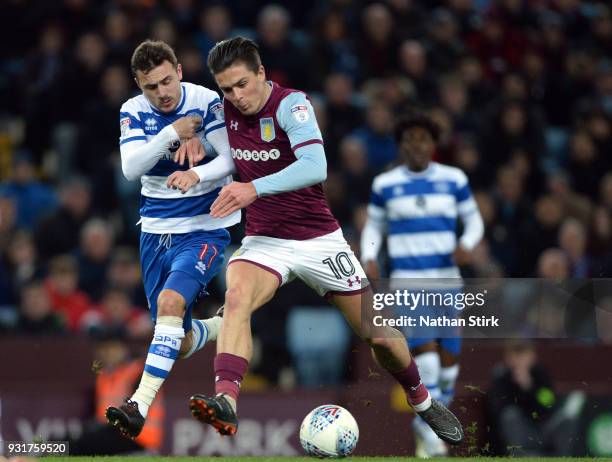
left=140, top=228, right=230, bottom=332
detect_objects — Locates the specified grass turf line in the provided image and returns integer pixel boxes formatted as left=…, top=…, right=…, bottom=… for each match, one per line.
left=40, top=457, right=601, bottom=462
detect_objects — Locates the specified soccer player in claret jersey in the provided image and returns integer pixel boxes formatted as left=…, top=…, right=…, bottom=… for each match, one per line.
left=361, top=114, right=484, bottom=456
left=105, top=40, right=240, bottom=438
left=166, top=37, right=464, bottom=444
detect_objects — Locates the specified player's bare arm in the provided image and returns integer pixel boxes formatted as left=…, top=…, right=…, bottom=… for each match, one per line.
left=453, top=245, right=473, bottom=266
left=210, top=181, right=258, bottom=217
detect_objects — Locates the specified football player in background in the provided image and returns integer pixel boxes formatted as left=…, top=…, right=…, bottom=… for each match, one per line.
left=167, top=37, right=464, bottom=445
left=361, top=113, right=484, bottom=456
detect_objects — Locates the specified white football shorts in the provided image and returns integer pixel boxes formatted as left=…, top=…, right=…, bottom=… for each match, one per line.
left=227, top=228, right=368, bottom=298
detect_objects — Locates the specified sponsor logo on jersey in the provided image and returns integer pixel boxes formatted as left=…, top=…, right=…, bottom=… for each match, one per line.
left=210, top=102, right=224, bottom=121
left=291, top=104, right=310, bottom=123
left=231, top=148, right=280, bottom=161
left=259, top=117, right=275, bottom=142
left=144, top=117, right=158, bottom=131
left=120, top=117, right=131, bottom=137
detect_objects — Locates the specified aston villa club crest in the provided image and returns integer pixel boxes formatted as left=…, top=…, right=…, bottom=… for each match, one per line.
left=260, top=117, right=275, bottom=142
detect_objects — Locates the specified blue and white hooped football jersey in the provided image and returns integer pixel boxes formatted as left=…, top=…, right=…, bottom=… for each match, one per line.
left=368, top=162, right=480, bottom=279
left=119, top=82, right=239, bottom=234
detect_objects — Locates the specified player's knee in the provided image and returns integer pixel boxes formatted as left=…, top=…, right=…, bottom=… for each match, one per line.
left=224, top=287, right=252, bottom=319
left=157, top=289, right=185, bottom=317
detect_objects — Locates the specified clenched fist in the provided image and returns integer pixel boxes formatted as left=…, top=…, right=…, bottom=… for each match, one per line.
left=172, top=114, right=202, bottom=139
left=166, top=170, right=200, bottom=194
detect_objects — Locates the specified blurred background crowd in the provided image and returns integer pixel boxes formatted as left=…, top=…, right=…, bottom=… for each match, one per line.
left=0, top=0, right=610, bottom=347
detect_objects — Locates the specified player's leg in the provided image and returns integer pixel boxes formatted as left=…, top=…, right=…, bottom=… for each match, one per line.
left=438, top=287, right=463, bottom=408
left=438, top=340, right=461, bottom=406
left=409, top=342, right=448, bottom=457
left=189, top=259, right=280, bottom=435
left=107, top=231, right=225, bottom=437
left=329, top=290, right=463, bottom=444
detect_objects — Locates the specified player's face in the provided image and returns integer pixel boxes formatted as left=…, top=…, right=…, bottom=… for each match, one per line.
left=135, top=60, right=183, bottom=113
left=215, top=62, right=269, bottom=115
left=399, top=126, right=435, bottom=171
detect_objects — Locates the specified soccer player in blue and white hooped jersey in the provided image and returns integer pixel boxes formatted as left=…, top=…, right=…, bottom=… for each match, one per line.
left=105, top=40, right=240, bottom=438
left=360, top=113, right=483, bottom=457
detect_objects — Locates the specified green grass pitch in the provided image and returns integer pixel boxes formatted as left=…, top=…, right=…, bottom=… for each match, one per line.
left=40, top=457, right=606, bottom=462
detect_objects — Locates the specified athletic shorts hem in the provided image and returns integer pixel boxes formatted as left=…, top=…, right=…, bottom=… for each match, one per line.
left=324, top=286, right=369, bottom=300
left=227, top=258, right=283, bottom=288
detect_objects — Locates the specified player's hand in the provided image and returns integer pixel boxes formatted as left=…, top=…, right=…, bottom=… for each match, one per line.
left=174, top=137, right=206, bottom=168
left=172, top=114, right=202, bottom=139
left=166, top=170, right=200, bottom=193
left=364, top=260, right=380, bottom=280
left=453, top=245, right=472, bottom=266
left=210, top=181, right=257, bottom=218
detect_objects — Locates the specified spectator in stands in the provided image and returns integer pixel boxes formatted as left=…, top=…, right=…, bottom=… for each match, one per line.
left=34, top=176, right=92, bottom=260
left=150, top=18, right=177, bottom=48
left=0, top=151, right=58, bottom=230
left=521, top=196, right=564, bottom=275
left=438, top=75, right=479, bottom=135
left=80, top=287, right=151, bottom=339
left=77, top=218, right=115, bottom=300
left=350, top=100, right=396, bottom=169
left=321, top=73, right=363, bottom=164
left=487, top=340, right=584, bottom=456
left=194, top=3, right=232, bottom=61
left=106, top=247, right=147, bottom=308
left=425, top=8, right=464, bottom=74
left=398, top=39, right=437, bottom=103
left=104, top=10, right=132, bottom=62
left=337, top=137, right=373, bottom=207
left=256, top=4, right=306, bottom=88
left=0, top=196, right=17, bottom=255
left=76, top=65, right=131, bottom=213
left=559, top=218, right=591, bottom=277
left=4, top=230, right=39, bottom=301
left=359, top=3, right=398, bottom=80
left=309, top=11, right=359, bottom=90
left=62, top=32, right=108, bottom=123
left=16, top=279, right=65, bottom=335
left=22, top=23, right=68, bottom=163
left=44, top=254, right=91, bottom=331
left=567, top=130, right=605, bottom=200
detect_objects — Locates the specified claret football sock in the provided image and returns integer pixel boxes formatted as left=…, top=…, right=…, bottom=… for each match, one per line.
left=390, top=358, right=432, bottom=413
left=214, top=352, right=249, bottom=407
left=132, top=315, right=184, bottom=417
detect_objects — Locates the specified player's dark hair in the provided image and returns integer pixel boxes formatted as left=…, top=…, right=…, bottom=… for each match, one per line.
left=394, top=113, right=441, bottom=143
left=207, top=36, right=261, bottom=75
left=131, top=40, right=178, bottom=76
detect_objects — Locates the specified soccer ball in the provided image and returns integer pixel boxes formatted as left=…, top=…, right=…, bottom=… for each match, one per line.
left=299, top=404, right=359, bottom=457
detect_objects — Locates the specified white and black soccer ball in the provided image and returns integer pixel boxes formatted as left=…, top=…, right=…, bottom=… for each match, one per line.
left=299, top=404, right=359, bottom=458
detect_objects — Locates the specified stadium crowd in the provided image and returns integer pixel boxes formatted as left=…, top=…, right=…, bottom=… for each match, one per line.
left=0, top=0, right=610, bottom=345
